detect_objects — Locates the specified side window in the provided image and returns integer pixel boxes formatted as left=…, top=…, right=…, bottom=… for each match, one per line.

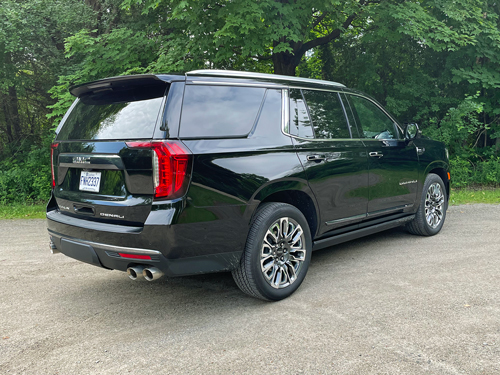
left=301, top=90, right=350, bottom=139
left=339, top=93, right=360, bottom=138
left=289, top=89, right=314, bottom=138
left=179, top=85, right=266, bottom=138
left=347, top=95, right=397, bottom=139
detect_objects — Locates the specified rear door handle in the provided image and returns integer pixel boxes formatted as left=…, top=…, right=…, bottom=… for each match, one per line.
left=369, top=151, right=383, bottom=158
left=307, top=154, right=326, bottom=162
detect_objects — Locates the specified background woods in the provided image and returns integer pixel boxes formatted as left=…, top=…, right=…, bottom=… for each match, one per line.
left=0, top=0, right=499, bottom=203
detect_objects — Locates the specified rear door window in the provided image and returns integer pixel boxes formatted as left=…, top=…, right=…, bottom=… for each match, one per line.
left=179, top=85, right=266, bottom=138
left=301, top=90, right=351, bottom=139
left=56, top=85, right=166, bottom=141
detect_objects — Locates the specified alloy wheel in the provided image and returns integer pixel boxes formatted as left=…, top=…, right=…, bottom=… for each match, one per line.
left=425, top=182, right=444, bottom=228
left=260, top=217, right=307, bottom=289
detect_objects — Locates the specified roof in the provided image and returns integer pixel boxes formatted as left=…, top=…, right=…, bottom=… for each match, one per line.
left=69, top=70, right=345, bottom=98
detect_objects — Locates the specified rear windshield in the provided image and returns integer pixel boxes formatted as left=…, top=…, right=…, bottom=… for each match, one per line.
left=56, top=86, right=165, bottom=141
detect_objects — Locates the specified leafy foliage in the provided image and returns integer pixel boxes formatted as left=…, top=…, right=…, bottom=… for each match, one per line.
left=1, top=0, right=500, bottom=205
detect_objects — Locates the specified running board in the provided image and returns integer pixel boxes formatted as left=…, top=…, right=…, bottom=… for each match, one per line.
left=312, top=214, right=415, bottom=251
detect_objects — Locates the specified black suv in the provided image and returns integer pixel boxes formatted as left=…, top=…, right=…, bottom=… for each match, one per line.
left=47, top=70, right=450, bottom=301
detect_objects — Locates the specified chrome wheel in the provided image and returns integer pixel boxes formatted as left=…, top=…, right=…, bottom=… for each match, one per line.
left=260, top=217, right=307, bottom=289
left=425, top=182, right=444, bottom=228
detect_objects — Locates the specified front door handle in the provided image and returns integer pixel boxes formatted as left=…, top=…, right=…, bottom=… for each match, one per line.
left=369, top=151, right=383, bottom=158
left=307, top=154, right=326, bottom=162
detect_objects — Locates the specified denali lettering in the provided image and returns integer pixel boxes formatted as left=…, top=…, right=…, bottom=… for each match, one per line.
left=399, top=180, right=417, bottom=186
left=100, top=213, right=125, bottom=219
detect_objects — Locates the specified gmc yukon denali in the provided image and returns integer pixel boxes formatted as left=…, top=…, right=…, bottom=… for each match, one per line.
left=47, top=70, right=450, bottom=301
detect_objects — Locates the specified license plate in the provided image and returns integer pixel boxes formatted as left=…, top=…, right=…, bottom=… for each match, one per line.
left=79, top=171, right=101, bottom=193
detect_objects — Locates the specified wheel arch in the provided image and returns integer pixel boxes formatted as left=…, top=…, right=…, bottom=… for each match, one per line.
left=251, top=181, right=319, bottom=238
left=424, top=161, right=450, bottom=201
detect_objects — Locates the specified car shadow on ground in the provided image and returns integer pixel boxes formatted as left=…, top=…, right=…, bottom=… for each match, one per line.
left=52, top=226, right=412, bottom=325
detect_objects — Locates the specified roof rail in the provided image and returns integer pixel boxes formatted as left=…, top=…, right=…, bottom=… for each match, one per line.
left=186, top=69, right=345, bottom=88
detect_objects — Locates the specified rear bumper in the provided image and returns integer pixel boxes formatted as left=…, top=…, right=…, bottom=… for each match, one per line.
left=47, top=207, right=246, bottom=277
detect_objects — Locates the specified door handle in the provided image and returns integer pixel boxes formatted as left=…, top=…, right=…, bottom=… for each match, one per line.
left=416, top=147, right=425, bottom=155
left=307, top=154, right=326, bottom=162
left=369, top=151, right=383, bottom=158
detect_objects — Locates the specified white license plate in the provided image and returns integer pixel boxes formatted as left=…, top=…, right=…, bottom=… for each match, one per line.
left=79, top=171, right=101, bottom=193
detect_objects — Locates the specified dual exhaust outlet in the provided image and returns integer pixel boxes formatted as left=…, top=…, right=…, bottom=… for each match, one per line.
left=127, top=266, right=164, bottom=281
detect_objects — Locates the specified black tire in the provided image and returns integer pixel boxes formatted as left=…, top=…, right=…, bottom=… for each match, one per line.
left=406, top=173, right=447, bottom=236
left=232, top=202, right=312, bottom=301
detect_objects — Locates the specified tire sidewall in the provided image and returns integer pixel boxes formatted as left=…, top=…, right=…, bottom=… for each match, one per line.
left=248, top=204, right=312, bottom=301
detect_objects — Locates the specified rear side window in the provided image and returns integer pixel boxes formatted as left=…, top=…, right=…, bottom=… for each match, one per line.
left=302, top=90, right=350, bottom=139
left=289, top=89, right=314, bottom=138
left=179, top=85, right=266, bottom=138
left=57, top=86, right=166, bottom=141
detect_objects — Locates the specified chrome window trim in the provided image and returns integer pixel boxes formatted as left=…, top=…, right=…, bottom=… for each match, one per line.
left=282, top=88, right=289, bottom=135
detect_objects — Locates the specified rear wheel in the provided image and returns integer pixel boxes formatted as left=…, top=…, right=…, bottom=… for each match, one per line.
left=407, top=173, right=447, bottom=236
left=232, top=203, right=312, bottom=301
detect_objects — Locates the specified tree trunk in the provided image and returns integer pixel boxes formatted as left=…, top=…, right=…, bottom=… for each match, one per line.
left=1, top=95, right=14, bottom=143
left=84, top=0, right=103, bottom=36
left=7, top=85, right=22, bottom=140
left=272, top=51, right=301, bottom=76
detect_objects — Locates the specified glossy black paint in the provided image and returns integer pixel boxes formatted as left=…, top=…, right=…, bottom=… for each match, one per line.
left=293, top=138, right=369, bottom=235
left=48, top=71, right=450, bottom=278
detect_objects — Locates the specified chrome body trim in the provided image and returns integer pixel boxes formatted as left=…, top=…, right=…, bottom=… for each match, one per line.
left=366, top=204, right=414, bottom=217
left=48, top=228, right=161, bottom=256
left=325, top=214, right=367, bottom=226
left=282, top=89, right=290, bottom=134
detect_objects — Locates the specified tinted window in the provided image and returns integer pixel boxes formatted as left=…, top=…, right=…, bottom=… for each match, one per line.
left=255, top=89, right=282, bottom=134
left=302, top=90, right=350, bottom=139
left=180, top=85, right=266, bottom=138
left=57, top=96, right=164, bottom=141
left=289, top=89, right=314, bottom=138
left=339, top=93, right=360, bottom=138
left=347, top=95, right=396, bottom=139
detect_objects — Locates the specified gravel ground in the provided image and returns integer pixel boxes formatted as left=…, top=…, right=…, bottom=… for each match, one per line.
left=0, top=204, right=499, bottom=374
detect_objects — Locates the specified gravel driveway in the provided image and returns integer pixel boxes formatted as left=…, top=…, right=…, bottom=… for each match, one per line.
left=1, top=204, right=499, bottom=374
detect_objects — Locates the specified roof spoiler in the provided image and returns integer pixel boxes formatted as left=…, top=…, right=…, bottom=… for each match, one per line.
left=69, top=74, right=184, bottom=98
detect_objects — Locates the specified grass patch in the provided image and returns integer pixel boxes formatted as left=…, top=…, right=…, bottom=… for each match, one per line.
left=0, top=187, right=498, bottom=219
left=449, top=188, right=500, bottom=206
left=0, top=203, right=46, bottom=219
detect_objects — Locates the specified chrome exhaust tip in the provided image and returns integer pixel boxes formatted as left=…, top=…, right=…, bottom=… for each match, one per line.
left=143, top=267, right=164, bottom=281
left=49, top=240, right=60, bottom=254
left=127, top=266, right=146, bottom=280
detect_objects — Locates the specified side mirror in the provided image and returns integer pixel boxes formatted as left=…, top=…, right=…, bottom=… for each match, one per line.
left=404, top=122, right=420, bottom=140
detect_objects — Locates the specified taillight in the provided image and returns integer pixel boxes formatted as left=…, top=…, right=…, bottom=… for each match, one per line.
left=50, top=143, right=59, bottom=188
left=126, top=140, right=192, bottom=200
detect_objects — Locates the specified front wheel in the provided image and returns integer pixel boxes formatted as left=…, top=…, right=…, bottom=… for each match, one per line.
left=232, top=203, right=312, bottom=301
left=407, top=173, right=447, bottom=236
